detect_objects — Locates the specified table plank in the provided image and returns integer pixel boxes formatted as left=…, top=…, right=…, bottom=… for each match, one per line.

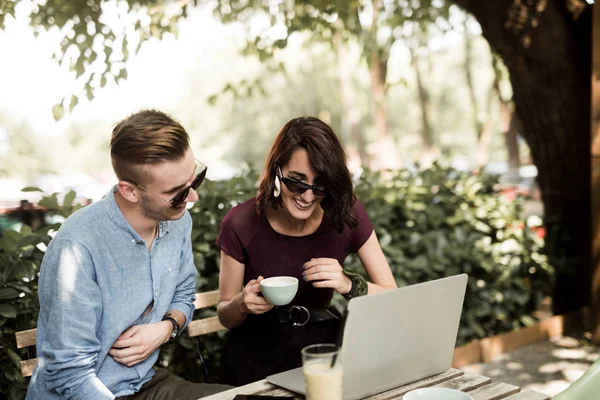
left=504, top=390, right=550, bottom=400
left=435, top=373, right=491, bottom=392
left=364, top=368, right=464, bottom=399
left=201, top=379, right=275, bottom=400
left=468, top=382, right=520, bottom=400
left=199, top=369, right=548, bottom=400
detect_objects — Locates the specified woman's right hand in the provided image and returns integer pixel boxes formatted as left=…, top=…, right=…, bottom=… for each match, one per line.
left=238, top=276, right=274, bottom=315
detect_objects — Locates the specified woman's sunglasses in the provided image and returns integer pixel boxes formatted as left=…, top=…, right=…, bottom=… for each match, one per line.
left=277, top=167, right=326, bottom=197
left=128, top=159, right=207, bottom=209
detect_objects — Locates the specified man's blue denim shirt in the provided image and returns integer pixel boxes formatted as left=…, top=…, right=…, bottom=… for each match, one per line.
left=26, top=187, right=197, bottom=399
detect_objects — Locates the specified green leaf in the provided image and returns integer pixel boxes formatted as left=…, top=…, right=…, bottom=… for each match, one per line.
left=7, top=348, right=21, bottom=368
left=69, top=95, right=79, bottom=112
left=0, top=304, right=17, bottom=318
left=38, top=195, right=60, bottom=210
left=63, top=190, right=76, bottom=208
left=52, top=103, right=65, bottom=121
left=21, top=186, right=43, bottom=192
left=0, top=288, right=20, bottom=300
left=14, top=261, right=37, bottom=280
left=1, top=230, right=21, bottom=252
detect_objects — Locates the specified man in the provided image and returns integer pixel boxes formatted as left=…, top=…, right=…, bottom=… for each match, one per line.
left=26, top=110, right=230, bottom=399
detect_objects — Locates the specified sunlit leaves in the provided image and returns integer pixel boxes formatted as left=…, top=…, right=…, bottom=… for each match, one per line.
left=51, top=103, right=65, bottom=121
left=0, top=0, right=17, bottom=27
left=208, top=0, right=452, bottom=104
left=0, top=0, right=186, bottom=117
left=3, top=0, right=455, bottom=116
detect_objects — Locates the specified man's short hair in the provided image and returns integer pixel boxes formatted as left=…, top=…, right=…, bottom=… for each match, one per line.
left=110, top=110, right=190, bottom=185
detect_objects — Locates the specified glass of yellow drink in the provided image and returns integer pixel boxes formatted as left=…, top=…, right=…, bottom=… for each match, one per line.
left=302, top=344, right=342, bottom=400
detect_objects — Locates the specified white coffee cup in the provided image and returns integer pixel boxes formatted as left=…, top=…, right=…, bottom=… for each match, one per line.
left=259, top=276, right=298, bottom=306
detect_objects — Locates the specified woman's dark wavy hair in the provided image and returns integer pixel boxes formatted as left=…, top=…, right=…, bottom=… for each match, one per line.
left=255, top=116, right=357, bottom=233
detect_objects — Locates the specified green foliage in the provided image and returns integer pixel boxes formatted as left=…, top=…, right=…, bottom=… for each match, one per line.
left=0, top=191, right=82, bottom=400
left=345, top=165, right=552, bottom=344
left=0, top=167, right=553, bottom=395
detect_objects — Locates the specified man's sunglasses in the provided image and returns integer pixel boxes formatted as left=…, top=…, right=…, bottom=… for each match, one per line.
left=277, top=167, right=326, bottom=197
left=128, top=159, right=207, bottom=209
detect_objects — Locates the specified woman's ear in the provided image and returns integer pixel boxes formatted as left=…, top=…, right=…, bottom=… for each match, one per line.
left=117, top=181, right=140, bottom=204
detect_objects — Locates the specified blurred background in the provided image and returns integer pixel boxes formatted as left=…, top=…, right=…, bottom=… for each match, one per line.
left=0, top=0, right=536, bottom=207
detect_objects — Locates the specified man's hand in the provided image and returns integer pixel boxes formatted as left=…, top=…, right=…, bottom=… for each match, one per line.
left=109, top=321, right=172, bottom=367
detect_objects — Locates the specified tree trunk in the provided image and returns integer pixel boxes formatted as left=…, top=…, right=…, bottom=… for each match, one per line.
left=464, top=17, right=485, bottom=148
left=452, top=0, right=592, bottom=314
left=491, top=54, right=523, bottom=171
left=477, top=52, right=503, bottom=168
left=368, top=0, right=400, bottom=169
left=410, top=46, right=435, bottom=152
left=333, top=25, right=369, bottom=166
left=504, top=110, right=522, bottom=171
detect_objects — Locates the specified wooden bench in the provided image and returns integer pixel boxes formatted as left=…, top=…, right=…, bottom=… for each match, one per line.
left=15, top=290, right=226, bottom=378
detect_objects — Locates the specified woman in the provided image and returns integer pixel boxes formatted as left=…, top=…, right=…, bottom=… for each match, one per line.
left=216, top=116, right=397, bottom=385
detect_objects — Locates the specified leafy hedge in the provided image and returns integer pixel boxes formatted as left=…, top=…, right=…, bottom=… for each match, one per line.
left=0, top=165, right=553, bottom=397
left=0, top=192, right=84, bottom=400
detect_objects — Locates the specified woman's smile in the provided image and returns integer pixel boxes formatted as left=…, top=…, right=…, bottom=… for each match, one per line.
left=292, top=198, right=314, bottom=211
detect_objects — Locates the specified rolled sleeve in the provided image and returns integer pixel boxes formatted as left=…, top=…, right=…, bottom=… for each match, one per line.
left=38, top=239, right=113, bottom=399
left=67, top=375, right=114, bottom=400
left=167, top=214, right=197, bottom=328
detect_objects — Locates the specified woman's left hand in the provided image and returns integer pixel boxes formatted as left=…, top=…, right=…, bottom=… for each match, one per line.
left=303, top=258, right=352, bottom=295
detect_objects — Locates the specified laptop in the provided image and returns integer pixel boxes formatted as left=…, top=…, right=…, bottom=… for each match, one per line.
left=267, top=273, right=468, bottom=400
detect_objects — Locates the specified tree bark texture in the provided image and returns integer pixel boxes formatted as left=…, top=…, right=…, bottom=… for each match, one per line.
left=464, top=18, right=484, bottom=144
left=411, top=46, right=435, bottom=151
left=333, top=26, right=369, bottom=165
left=504, top=111, right=523, bottom=171
left=452, top=0, right=592, bottom=314
left=368, top=0, right=401, bottom=169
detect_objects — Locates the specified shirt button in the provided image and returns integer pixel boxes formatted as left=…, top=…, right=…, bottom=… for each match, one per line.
left=168, top=267, right=172, bottom=272
left=129, top=384, right=135, bottom=390
left=155, top=292, right=159, bottom=297
left=131, top=239, right=135, bottom=243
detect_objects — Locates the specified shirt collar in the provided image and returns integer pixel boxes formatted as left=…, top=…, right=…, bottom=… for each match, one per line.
left=104, top=185, right=170, bottom=243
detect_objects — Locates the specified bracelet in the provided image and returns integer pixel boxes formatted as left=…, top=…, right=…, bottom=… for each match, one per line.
left=342, top=269, right=368, bottom=300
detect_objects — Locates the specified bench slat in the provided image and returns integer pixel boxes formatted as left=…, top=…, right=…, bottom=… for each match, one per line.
left=194, top=291, right=220, bottom=309
left=20, top=359, right=37, bottom=377
left=188, top=316, right=226, bottom=337
left=16, top=328, right=37, bottom=349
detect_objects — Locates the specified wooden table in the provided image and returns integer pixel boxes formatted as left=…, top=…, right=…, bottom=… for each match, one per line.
left=202, top=368, right=551, bottom=400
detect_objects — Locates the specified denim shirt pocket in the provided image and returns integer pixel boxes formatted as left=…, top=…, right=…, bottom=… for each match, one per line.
left=158, top=255, right=181, bottom=303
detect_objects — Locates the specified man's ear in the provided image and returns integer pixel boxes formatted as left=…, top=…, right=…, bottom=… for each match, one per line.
left=117, top=181, right=140, bottom=204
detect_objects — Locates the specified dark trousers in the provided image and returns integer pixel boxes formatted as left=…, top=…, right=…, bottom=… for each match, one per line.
left=223, top=312, right=340, bottom=386
left=116, top=369, right=232, bottom=400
